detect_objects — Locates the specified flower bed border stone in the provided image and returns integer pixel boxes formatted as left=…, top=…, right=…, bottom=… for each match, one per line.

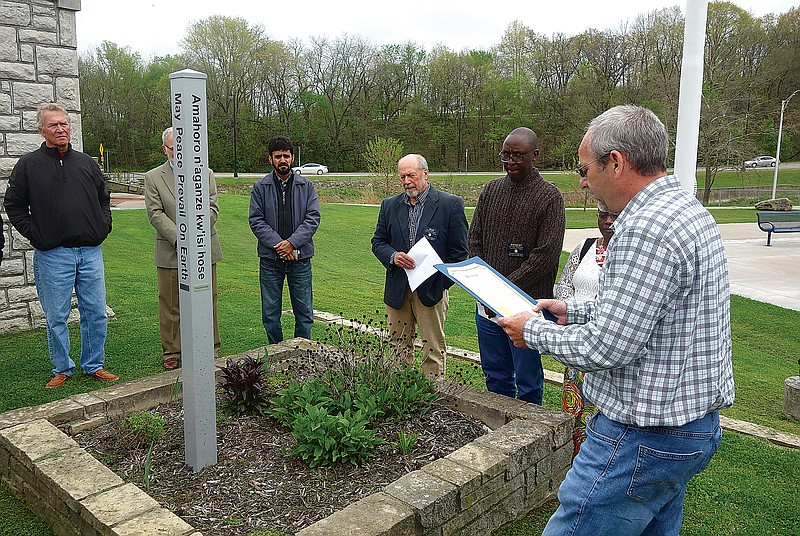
left=0, top=338, right=573, bottom=536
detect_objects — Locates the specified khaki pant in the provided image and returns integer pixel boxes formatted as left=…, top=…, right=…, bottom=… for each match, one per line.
left=386, top=287, right=448, bottom=377
left=157, top=264, right=220, bottom=361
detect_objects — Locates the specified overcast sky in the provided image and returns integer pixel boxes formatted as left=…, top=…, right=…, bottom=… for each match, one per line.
left=75, top=0, right=797, bottom=59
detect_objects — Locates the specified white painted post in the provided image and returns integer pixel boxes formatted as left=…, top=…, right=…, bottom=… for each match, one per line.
left=169, top=69, right=218, bottom=471
left=674, top=0, right=708, bottom=194
left=773, top=90, right=800, bottom=199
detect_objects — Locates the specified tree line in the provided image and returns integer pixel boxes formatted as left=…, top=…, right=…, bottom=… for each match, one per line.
left=78, top=2, right=800, bottom=200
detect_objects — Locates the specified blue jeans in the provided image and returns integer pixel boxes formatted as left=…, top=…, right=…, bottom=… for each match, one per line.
left=259, top=257, right=313, bottom=344
left=476, top=310, right=543, bottom=404
left=33, top=246, right=108, bottom=376
left=543, top=411, right=722, bottom=536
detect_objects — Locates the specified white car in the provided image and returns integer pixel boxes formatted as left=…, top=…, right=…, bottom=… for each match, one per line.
left=292, top=162, right=328, bottom=175
left=744, top=156, right=777, bottom=168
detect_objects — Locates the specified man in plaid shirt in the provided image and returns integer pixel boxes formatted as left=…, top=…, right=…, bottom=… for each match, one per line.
left=500, top=105, right=735, bottom=535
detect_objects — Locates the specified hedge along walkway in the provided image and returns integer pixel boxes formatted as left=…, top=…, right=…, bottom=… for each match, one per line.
left=308, top=309, right=800, bottom=450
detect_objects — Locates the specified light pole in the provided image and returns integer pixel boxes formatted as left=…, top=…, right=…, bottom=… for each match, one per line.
left=229, top=92, right=238, bottom=178
left=772, top=89, right=799, bottom=199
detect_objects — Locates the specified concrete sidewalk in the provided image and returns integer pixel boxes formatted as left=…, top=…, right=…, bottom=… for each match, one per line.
left=110, top=192, right=146, bottom=210
left=564, top=223, right=800, bottom=312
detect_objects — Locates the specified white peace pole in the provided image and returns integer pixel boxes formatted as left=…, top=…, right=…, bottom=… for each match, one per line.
left=170, top=69, right=217, bottom=471
left=674, top=0, right=708, bottom=194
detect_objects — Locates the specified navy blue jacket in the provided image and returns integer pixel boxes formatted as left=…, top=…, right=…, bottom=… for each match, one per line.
left=249, top=171, right=320, bottom=260
left=372, top=186, right=469, bottom=309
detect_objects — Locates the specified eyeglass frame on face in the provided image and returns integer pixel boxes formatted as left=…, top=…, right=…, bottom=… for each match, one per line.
left=597, top=211, right=618, bottom=221
left=575, top=153, right=610, bottom=178
left=498, top=147, right=536, bottom=164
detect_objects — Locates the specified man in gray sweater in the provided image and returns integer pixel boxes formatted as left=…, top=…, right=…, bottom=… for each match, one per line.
left=468, top=127, right=565, bottom=404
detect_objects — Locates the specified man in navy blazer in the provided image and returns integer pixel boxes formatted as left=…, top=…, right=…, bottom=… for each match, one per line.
left=372, top=154, right=468, bottom=377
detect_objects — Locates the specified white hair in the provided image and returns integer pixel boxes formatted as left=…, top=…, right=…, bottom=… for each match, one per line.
left=161, top=127, right=173, bottom=146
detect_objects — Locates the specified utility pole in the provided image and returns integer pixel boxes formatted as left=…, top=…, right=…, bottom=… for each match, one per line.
left=772, top=89, right=800, bottom=199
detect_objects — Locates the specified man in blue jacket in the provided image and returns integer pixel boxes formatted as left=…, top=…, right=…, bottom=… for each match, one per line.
left=249, top=136, right=320, bottom=344
left=4, top=103, right=118, bottom=388
left=372, top=154, right=468, bottom=377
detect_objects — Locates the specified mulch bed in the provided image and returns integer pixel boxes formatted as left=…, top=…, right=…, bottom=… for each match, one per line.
left=75, top=397, right=488, bottom=535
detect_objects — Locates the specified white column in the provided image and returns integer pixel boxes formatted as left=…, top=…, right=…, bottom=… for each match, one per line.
left=674, top=0, right=708, bottom=194
left=170, top=68, right=217, bottom=471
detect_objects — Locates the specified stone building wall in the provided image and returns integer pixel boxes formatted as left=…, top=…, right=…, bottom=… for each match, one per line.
left=0, top=0, right=83, bottom=334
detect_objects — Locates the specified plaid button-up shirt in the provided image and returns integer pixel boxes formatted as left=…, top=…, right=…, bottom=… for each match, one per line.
left=524, top=175, right=735, bottom=427
left=404, top=184, right=430, bottom=249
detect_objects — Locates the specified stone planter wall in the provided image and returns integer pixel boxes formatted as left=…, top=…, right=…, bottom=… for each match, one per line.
left=0, top=339, right=573, bottom=536
left=0, top=0, right=83, bottom=334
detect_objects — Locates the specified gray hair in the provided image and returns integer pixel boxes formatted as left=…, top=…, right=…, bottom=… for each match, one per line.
left=400, top=153, right=429, bottom=171
left=36, top=103, right=69, bottom=129
left=162, top=127, right=173, bottom=146
left=585, top=105, right=668, bottom=176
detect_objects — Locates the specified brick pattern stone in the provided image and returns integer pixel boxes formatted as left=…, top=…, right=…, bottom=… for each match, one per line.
left=0, top=0, right=85, bottom=334
left=296, top=343, right=575, bottom=536
left=0, top=341, right=573, bottom=536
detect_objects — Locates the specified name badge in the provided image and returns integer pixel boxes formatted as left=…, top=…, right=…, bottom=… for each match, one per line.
left=508, top=243, right=525, bottom=257
left=424, top=228, right=439, bottom=241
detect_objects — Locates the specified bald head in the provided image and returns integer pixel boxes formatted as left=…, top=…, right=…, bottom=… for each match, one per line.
left=502, top=127, right=540, bottom=181
left=507, top=127, right=539, bottom=150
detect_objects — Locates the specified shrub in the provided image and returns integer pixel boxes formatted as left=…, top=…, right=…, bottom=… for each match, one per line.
left=267, top=378, right=333, bottom=426
left=121, top=411, right=165, bottom=492
left=266, top=317, right=440, bottom=467
left=121, top=411, right=166, bottom=446
left=396, top=430, right=419, bottom=455
left=288, top=405, right=386, bottom=467
left=218, top=355, right=271, bottom=416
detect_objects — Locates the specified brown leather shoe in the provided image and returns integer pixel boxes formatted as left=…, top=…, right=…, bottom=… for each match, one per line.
left=45, top=373, right=70, bottom=388
left=89, top=369, right=119, bottom=381
left=163, top=357, right=180, bottom=370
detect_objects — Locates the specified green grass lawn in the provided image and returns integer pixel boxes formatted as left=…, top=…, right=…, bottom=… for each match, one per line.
left=1, top=196, right=799, bottom=535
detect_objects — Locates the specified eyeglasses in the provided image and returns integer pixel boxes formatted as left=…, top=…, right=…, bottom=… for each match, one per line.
left=597, top=211, right=618, bottom=220
left=164, top=145, right=174, bottom=151
left=498, top=148, right=536, bottom=163
left=575, top=154, right=609, bottom=177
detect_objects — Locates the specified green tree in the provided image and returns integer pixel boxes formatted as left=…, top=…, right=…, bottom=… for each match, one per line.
left=181, top=15, right=269, bottom=172
left=699, top=1, right=770, bottom=202
left=79, top=42, right=167, bottom=170
left=364, top=137, right=404, bottom=197
left=304, top=35, right=378, bottom=171
left=74, top=4, right=799, bottom=178
left=762, top=7, right=800, bottom=162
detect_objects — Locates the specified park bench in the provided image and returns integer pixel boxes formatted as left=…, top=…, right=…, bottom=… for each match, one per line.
left=756, top=211, right=800, bottom=245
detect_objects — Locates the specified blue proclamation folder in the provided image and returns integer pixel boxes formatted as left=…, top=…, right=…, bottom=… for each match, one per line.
left=434, top=256, right=557, bottom=322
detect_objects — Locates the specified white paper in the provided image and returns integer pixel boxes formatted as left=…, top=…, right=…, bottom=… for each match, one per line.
left=477, top=301, right=498, bottom=323
left=403, top=237, right=443, bottom=292
left=445, top=262, right=536, bottom=317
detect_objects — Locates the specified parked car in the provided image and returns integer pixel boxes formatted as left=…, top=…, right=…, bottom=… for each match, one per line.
left=292, top=162, right=328, bottom=175
left=744, top=155, right=777, bottom=168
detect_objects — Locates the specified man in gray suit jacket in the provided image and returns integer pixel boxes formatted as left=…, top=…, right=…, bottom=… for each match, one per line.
left=145, top=127, right=223, bottom=370
left=372, top=154, right=468, bottom=377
